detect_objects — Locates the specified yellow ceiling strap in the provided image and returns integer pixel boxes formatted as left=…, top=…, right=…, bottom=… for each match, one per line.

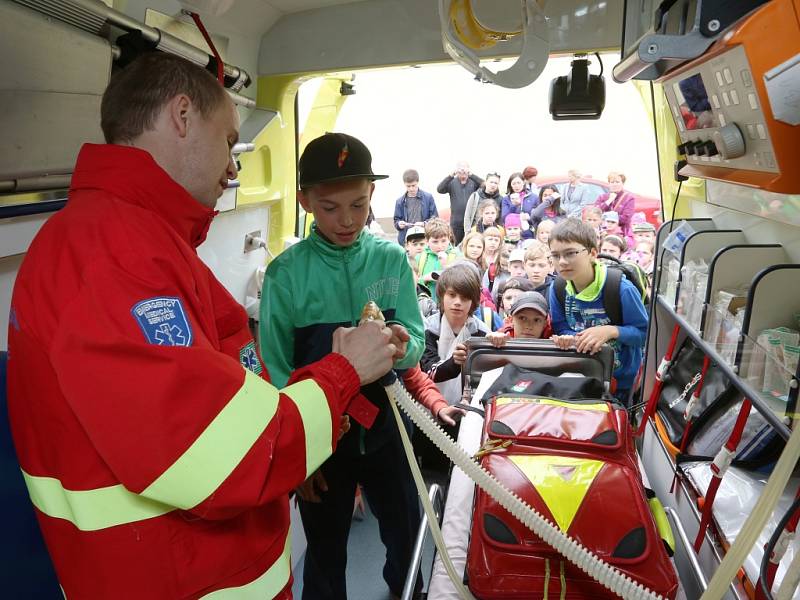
left=448, top=0, right=520, bottom=50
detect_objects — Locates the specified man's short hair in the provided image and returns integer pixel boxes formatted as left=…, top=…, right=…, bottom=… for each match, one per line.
left=524, top=240, right=549, bottom=262
left=550, top=218, right=599, bottom=251
left=402, top=169, right=419, bottom=184
left=425, top=217, right=451, bottom=240
left=435, top=263, right=481, bottom=310
left=101, top=53, right=228, bottom=144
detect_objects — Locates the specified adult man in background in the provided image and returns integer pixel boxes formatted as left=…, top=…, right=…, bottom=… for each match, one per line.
left=393, top=168, right=438, bottom=245
left=437, top=161, right=483, bottom=244
left=6, top=52, right=397, bottom=599
left=559, top=169, right=590, bottom=218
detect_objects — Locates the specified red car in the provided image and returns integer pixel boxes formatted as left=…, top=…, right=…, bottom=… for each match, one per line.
left=437, top=176, right=662, bottom=227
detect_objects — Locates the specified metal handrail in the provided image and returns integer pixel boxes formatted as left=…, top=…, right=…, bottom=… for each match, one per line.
left=401, top=483, right=444, bottom=600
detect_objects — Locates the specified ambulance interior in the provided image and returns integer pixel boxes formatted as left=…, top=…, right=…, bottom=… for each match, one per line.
left=1, top=0, right=800, bottom=598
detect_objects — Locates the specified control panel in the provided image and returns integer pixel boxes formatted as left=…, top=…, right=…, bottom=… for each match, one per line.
left=658, top=0, right=800, bottom=194
left=663, top=45, right=777, bottom=173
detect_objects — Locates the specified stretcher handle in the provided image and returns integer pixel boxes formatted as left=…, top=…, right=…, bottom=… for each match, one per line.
left=401, top=483, right=444, bottom=600
left=663, top=507, right=709, bottom=594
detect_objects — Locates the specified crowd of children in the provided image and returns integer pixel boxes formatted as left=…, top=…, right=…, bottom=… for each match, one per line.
left=400, top=196, right=654, bottom=409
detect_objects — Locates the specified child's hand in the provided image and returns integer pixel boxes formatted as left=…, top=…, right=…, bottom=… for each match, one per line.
left=398, top=220, right=407, bottom=229
left=452, top=343, right=468, bottom=365
left=387, top=323, right=410, bottom=360
left=437, top=405, right=467, bottom=426
left=487, top=331, right=508, bottom=348
left=551, top=334, right=576, bottom=350
left=575, top=325, right=618, bottom=354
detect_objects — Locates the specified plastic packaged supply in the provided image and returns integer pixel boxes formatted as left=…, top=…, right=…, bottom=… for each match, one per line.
left=662, top=220, right=695, bottom=256
left=663, top=257, right=681, bottom=303
left=677, top=259, right=708, bottom=329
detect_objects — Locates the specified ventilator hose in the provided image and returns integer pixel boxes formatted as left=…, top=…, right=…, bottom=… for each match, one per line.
left=385, top=380, right=665, bottom=600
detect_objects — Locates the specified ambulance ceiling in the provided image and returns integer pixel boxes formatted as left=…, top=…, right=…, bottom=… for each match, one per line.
left=255, top=0, right=623, bottom=77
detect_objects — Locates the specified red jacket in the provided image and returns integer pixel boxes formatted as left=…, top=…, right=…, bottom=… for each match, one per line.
left=7, top=144, right=361, bottom=599
left=402, top=365, right=447, bottom=419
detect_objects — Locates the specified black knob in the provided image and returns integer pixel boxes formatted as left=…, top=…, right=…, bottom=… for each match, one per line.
left=677, top=142, right=688, bottom=155
left=684, top=141, right=697, bottom=156
left=703, top=141, right=719, bottom=156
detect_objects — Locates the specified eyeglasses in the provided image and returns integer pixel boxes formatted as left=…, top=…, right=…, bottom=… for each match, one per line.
left=550, top=248, right=588, bottom=263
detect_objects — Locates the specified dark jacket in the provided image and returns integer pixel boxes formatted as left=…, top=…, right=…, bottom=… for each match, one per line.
left=420, top=312, right=489, bottom=382
left=437, top=174, right=483, bottom=228
left=393, top=189, right=438, bottom=244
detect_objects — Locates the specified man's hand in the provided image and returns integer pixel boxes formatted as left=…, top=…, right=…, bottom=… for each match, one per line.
left=575, top=325, right=617, bottom=355
left=333, top=321, right=396, bottom=385
left=437, top=405, right=467, bottom=426
left=387, top=323, right=410, bottom=361
left=487, top=331, right=508, bottom=348
left=295, top=469, right=327, bottom=503
left=452, top=342, right=468, bottom=365
left=551, top=334, right=576, bottom=350
left=398, top=220, right=407, bottom=229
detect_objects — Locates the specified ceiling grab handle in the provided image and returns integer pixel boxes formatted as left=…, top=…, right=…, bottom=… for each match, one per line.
left=438, top=0, right=550, bottom=89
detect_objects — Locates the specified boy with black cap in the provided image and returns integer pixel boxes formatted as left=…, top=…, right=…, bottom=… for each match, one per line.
left=259, top=132, right=425, bottom=600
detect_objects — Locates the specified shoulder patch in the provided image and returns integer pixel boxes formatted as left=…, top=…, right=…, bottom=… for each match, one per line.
left=131, top=297, right=193, bottom=347
left=239, top=340, right=263, bottom=375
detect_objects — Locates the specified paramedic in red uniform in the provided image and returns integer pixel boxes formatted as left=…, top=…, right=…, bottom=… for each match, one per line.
left=6, top=52, right=401, bottom=599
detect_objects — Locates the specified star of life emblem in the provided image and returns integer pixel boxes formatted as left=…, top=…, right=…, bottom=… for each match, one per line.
left=511, top=380, right=532, bottom=393
left=131, top=297, right=193, bottom=347
left=239, top=341, right=263, bottom=375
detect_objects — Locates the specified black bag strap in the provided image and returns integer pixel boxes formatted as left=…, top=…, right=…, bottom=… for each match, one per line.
left=603, top=267, right=623, bottom=326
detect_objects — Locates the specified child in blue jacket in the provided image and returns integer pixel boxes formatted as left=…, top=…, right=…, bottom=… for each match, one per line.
left=548, top=218, right=648, bottom=405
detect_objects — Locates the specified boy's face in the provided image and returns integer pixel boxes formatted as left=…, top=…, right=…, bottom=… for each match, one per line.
left=508, top=261, right=525, bottom=278
left=406, top=237, right=426, bottom=259
left=583, top=213, right=602, bottom=230
left=499, top=252, right=510, bottom=271
left=481, top=205, right=498, bottom=224
left=299, top=178, right=373, bottom=247
left=636, top=243, right=654, bottom=267
left=442, top=288, right=472, bottom=326
left=405, top=181, right=419, bottom=197
left=603, top=219, right=621, bottom=235
left=524, top=257, right=550, bottom=285
left=484, top=234, right=501, bottom=254
left=549, top=239, right=596, bottom=282
left=536, top=222, right=554, bottom=243
left=506, top=226, right=521, bottom=241
left=634, top=230, right=655, bottom=244
left=427, top=235, right=449, bottom=254
left=501, top=288, right=523, bottom=314
left=600, top=241, right=621, bottom=259
left=512, top=308, right=546, bottom=339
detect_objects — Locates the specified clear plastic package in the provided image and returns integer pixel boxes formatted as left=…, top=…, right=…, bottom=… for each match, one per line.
left=662, top=220, right=696, bottom=256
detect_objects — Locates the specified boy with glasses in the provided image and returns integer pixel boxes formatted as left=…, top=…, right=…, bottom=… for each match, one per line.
left=548, top=219, right=648, bottom=405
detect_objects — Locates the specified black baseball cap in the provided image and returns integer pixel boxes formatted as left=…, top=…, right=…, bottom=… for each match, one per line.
left=298, top=132, right=388, bottom=189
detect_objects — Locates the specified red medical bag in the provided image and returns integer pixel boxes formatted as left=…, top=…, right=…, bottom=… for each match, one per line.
left=466, top=389, right=678, bottom=599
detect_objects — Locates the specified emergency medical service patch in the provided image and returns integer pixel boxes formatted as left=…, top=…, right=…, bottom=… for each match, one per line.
left=239, top=341, right=263, bottom=375
left=131, top=297, right=193, bottom=347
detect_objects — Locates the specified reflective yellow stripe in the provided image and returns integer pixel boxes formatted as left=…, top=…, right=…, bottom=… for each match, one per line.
left=202, top=535, right=291, bottom=599
left=22, top=470, right=173, bottom=531
left=495, top=397, right=609, bottom=412
left=283, top=379, right=332, bottom=478
left=143, top=369, right=279, bottom=509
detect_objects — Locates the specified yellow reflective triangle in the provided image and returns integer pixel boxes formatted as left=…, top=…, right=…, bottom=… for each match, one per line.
left=509, top=455, right=603, bottom=532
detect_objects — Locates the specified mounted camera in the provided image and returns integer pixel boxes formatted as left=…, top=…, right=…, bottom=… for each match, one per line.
left=549, top=54, right=605, bottom=120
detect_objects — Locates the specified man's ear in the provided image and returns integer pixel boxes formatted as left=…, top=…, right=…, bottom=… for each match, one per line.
left=368, top=182, right=376, bottom=199
left=297, top=189, right=312, bottom=213
left=167, top=94, right=192, bottom=138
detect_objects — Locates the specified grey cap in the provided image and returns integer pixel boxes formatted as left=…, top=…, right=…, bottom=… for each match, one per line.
left=510, top=291, right=549, bottom=317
